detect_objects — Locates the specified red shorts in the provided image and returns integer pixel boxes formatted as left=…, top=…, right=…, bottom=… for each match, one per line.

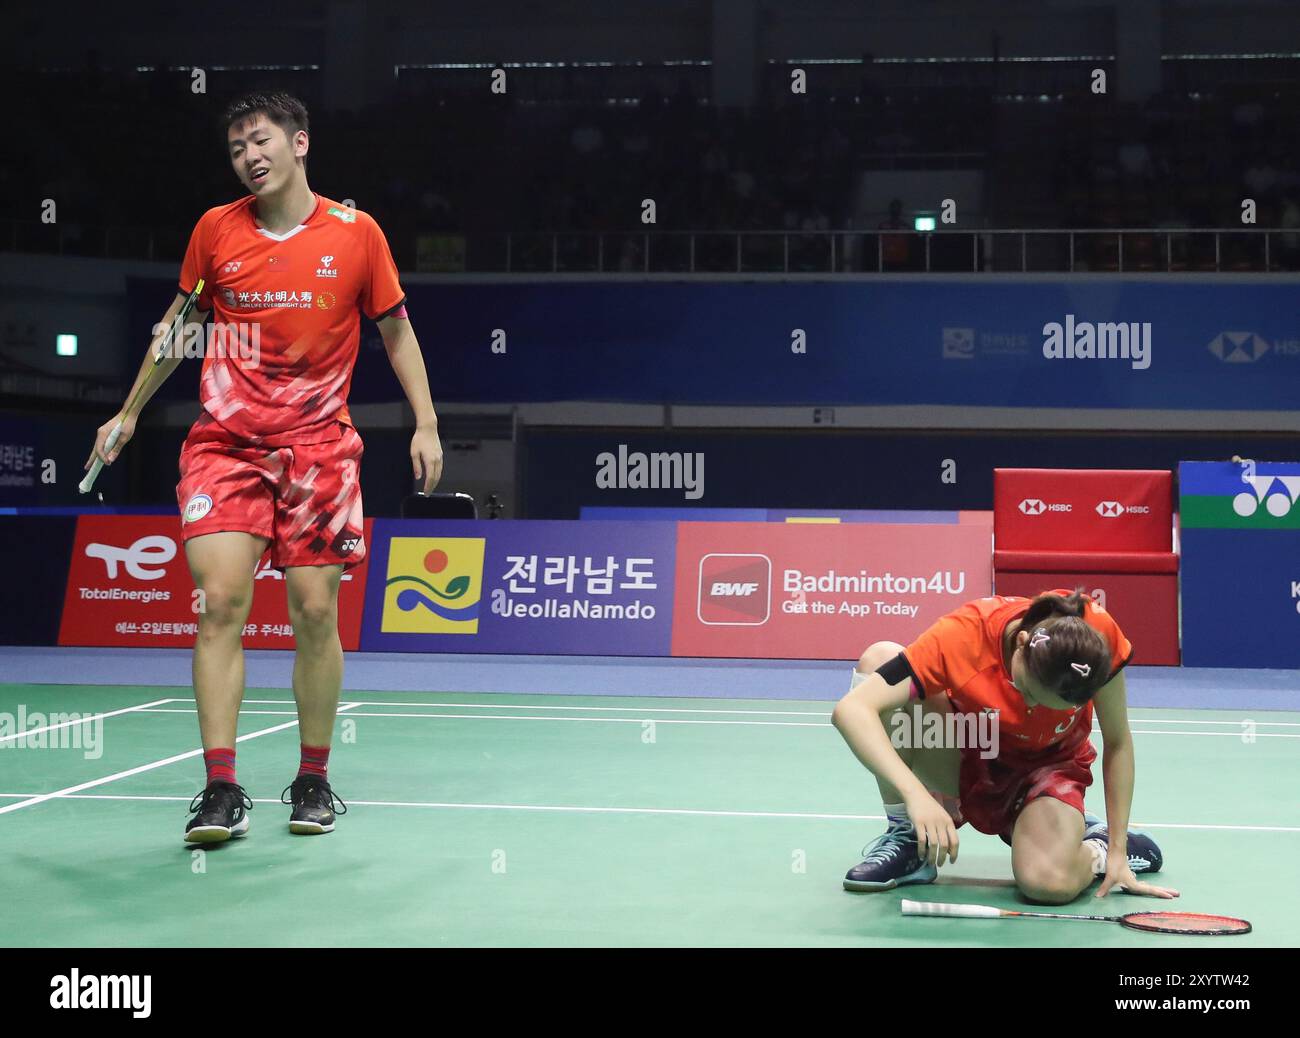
left=908, top=680, right=1093, bottom=845
left=956, top=739, right=1095, bottom=845
left=176, top=418, right=366, bottom=570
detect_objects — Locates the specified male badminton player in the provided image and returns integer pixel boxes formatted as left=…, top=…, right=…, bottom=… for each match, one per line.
left=84, top=92, right=442, bottom=843
left=831, top=589, right=1180, bottom=903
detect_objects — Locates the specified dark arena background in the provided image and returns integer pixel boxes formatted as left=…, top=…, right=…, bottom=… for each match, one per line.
left=0, top=0, right=1295, bottom=996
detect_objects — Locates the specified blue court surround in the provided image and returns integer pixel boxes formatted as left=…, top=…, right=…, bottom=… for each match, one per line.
left=1, top=646, right=1295, bottom=711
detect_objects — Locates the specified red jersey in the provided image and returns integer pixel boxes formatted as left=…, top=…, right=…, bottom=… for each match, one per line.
left=903, top=590, right=1133, bottom=756
left=178, top=193, right=405, bottom=447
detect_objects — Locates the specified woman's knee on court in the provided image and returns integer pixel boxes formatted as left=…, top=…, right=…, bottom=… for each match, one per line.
left=833, top=641, right=908, bottom=731
left=856, top=641, right=905, bottom=678
left=1014, top=860, right=1085, bottom=905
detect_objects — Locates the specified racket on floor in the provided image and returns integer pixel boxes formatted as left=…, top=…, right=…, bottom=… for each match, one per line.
left=901, top=899, right=1251, bottom=935
left=79, top=278, right=205, bottom=495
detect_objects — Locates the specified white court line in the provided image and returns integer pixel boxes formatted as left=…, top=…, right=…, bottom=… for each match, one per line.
left=1125, top=717, right=1300, bottom=727
left=0, top=698, right=177, bottom=746
left=210, top=700, right=1300, bottom=726
left=0, top=703, right=363, bottom=817
left=0, top=791, right=1295, bottom=832
left=240, top=698, right=830, bottom=716
left=133, top=707, right=1300, bottom=737
left=135, top=708, right=828, bottom=728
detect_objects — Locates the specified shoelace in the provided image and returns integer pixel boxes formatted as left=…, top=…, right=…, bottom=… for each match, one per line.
left=281, top=777, right=348, bottom=815
left=189, top=782, right=252, bottom=815
left=859, top=825, right=917, bottom=865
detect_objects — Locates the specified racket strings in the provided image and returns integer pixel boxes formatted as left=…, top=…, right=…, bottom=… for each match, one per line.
left=1122, top=912, right=1251, bottom=934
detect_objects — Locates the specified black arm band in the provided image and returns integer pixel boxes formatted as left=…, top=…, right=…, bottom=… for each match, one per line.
left=875, top=652, right=921, bottom=695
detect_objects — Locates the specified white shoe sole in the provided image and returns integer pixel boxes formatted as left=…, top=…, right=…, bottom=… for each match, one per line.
left=289, top=819, right=335, bottom=835
left=184, top=815, right=250, bottom=844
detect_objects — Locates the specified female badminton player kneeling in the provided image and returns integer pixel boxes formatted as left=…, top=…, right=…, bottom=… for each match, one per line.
left=831, top=588, right=1180, bottom=904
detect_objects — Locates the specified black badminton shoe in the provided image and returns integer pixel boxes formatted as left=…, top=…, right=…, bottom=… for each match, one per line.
left=184, top=782, right=252, bottom=843
left=1083, top=812, right=1163, bottom=873
left=281, top=775, right=348, bottom=835
left=843, top=823, right=938, bottom=891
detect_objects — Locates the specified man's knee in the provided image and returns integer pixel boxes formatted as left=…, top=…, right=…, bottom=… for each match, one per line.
left=196, top=585, right=253, bottom=629
left=289, top=597, right=337, bottom=632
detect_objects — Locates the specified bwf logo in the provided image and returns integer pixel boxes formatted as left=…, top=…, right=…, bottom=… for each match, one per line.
left=698, top=554, right=771, bottom=625
left=711, top=581, right=760, bottom=596
left=50, top=970, right=151, bottom=1018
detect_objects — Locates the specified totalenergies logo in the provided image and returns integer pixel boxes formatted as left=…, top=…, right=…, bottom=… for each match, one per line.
left=381, top=537, right=484, bottom=634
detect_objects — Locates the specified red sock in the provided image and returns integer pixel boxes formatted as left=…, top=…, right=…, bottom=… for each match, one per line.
left=299, top=743, right=330, bottom=780
left=204, top=747, right=236, bottom=786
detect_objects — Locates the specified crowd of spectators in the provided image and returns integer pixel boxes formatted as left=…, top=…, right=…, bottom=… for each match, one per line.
left=5, top=56, right=1298, bottom=270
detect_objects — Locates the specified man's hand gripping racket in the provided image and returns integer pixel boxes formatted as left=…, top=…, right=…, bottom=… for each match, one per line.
left=80, top=279, right=204, bottom=494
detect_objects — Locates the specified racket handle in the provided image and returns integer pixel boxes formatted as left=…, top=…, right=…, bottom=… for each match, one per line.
left=901, top=899, right=1005, bottom=919
left=79, top=422, right=122, bottom=495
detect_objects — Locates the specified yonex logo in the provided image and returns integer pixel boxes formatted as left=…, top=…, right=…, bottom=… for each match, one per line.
left=1208, top=331, right=1270, bottom=363
left=221, top=261, right=242, bottom=274
left=1234, top=475, right=1300, bottom=518
left=340, top=537, right=361, bottom=553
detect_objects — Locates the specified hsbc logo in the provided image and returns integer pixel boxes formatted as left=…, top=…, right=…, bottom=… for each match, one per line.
left=1208, top=331, right=1270, bottom=363
left=1096, top=501, right=1151, bottom=517
left=698, top=554, right=771, bottom=625
left=85, top=536, right=176, bottom=580
left=1018, top=499, right=1071, bottom=516
left=316, top=255, right=339, bottom=278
